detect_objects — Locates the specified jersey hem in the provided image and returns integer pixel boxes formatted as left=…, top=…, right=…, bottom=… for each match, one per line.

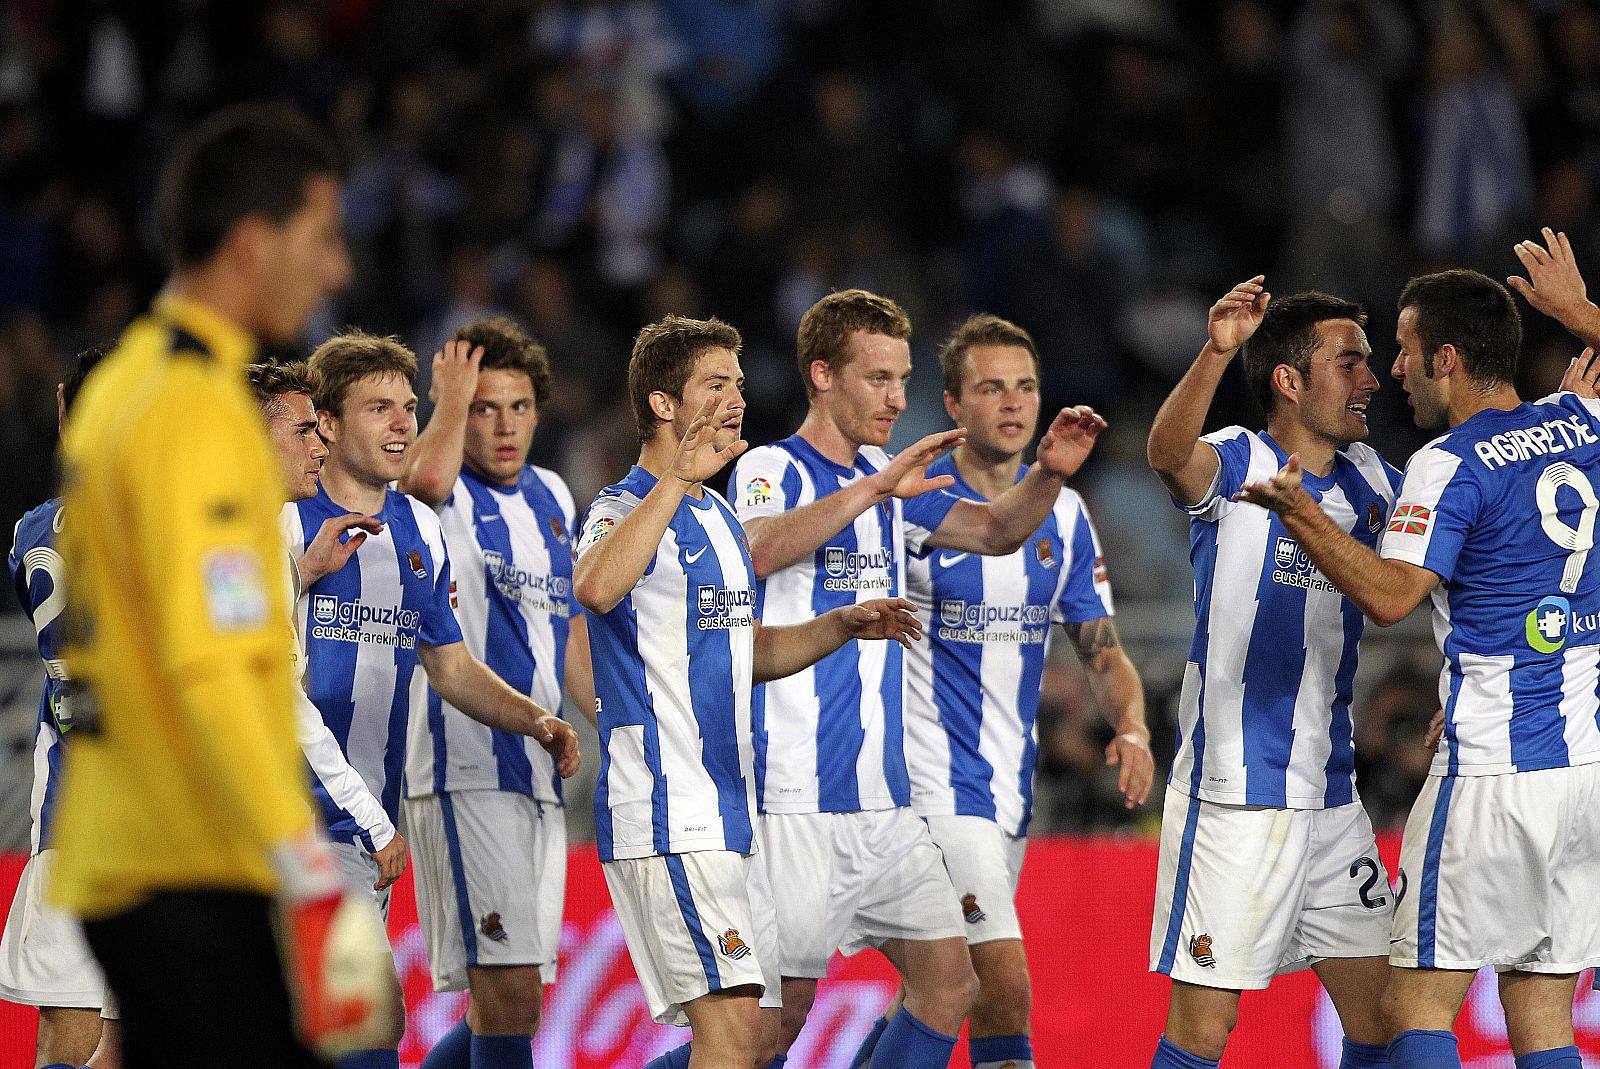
left=1170, top=783, right=1355, bottom=810
left=598, top=837, right=754, bottom=862
left=1428, top=747, right=1600, bottom=777
left=759, top=796, right=907, bottom=815
left=404, top=782, right=563, bottom=805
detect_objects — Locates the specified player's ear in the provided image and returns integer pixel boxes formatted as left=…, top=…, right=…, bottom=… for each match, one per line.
left=648, top=390, right=676, bottom=425
left=316, top=407, right=338, bottom=444
left=1271, top=363, right=1301, bottom=404
left=1433, top=343, right=1459, bottom=379
left=808, top=359, right=832, bottom=395
left=943, top=389, right=959, bottom=423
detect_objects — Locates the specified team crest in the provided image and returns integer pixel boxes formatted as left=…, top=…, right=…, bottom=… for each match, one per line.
left=407, top=549, right=428, bottom=580
left=718, top=928, right=751, bottom=960
left=1034, top=539, right=1057, bottom=569
left=549, top=515, right=569, bottom=544
left=480, top=912, right=508, bottom=943
left=1387, top=504, right=1431, bottom=536
left=961, top=893, right=986, bottom=924
left=1367, top=502, right=1383, bottom=534
left=1189, top=933, right=1216, bottom=968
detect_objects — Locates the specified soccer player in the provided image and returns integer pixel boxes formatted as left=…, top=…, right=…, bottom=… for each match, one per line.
left=1144, top=279, right=1402, bottom=1069
left=1238, top=252, right=1600, bottom=1069
left=890, top=314, right=1155, bottom=1069
left=396, top=319, right=596, bottom=1069
left=51, top=103, right=393, bottom=1069
left=247, top=360, right=408, bottom=896
left=728, top=290, right=1106, bottom=1068
left=1, top=349, right=116, bottom=1069
left=288, top=331, right=580, bottom=1069
left=573, top=314, right=925, bottom=1069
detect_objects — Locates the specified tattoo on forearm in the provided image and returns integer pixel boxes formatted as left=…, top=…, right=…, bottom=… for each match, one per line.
left=1068, top=616, right=1121, bottom=661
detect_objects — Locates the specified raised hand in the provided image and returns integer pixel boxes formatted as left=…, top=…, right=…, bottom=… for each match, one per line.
left=1209, top=275, right=1271, bottom=354
left=1236, top=453, right=1307, bottom=513
left=428, top=338, right=483, bottom=406
left=868, top=428, right=965, bottom=500
left=534, top=714, right=581, bottom=778
left=1559, top=347, right=1600, bottom=399
left=669, top=394, right=747, bottom=486
left=300, top=514, right=385, bottom=587
left=1035, top=405, right=1107, bottom=480
left=839, top=597, right=923, bottom=649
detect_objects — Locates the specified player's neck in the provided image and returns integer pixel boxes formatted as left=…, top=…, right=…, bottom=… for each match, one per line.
left=951, top=443, right=1021, bottom=500
left=318, top=459, right=389, bottom=516
left=1265, top=417, right=1338, bottom=478
left=165, top=270, right=259, bottom=343
left=796, top=407, right=862, bottom=467
left=1448, top=382, right=1522, bottom=427
left=636, top=442, right=705, bottom=498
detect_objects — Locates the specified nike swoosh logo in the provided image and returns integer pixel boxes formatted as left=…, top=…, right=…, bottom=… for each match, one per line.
left=938, top=552, right=970, bottom=568
left=478, top=514, right=502, bottom=523
left=685, top=546, right=708, bottom=564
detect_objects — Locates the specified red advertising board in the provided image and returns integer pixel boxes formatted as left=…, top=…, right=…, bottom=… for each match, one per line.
left=2, top=838, right=1596, bottom=1068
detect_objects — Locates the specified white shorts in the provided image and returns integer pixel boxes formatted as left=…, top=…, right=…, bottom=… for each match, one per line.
left=924, top=815, right=1026, bottom=945
left=404, top=791, right=566, bottom=989
left=603, top=850, right=780, bottom=1026
left=1150, top=787, right=1392, bottom=990
left=0, top=850, right=104, bottom=1008
left=330, top=839, right=392, bottom=920
left=761, top=809, right=967, bottom=979
left=1390, top=765, right=1600, bottom=973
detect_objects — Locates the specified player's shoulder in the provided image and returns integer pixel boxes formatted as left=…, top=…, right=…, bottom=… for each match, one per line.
left=857, top=444, right=892, bottom=471
left=12, top=498, right=63, bottom=556
left=1198, top=424, right=1259, bottom=449
left=526, top=463, right=578, bottom=517
left=737, top=436, right=804, bottom=471
left=388, top=486, right=447, bottom=539
left=1335, top=440, right=1404, bottom=495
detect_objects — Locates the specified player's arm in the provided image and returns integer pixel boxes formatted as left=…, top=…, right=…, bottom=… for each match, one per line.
left=1064, top=616, right=1154, bottom=808
left=1237, top=455, right=1440, bottom=626
left=1509, top=228, right=1600, bottom=355
left=398, top=339, right=482, bottom=507
left=293, top=687, right=406, bottom=889
left=564, top=613, right=598, bottom=730
left=752, top=598, right=922, bottom=683
left=1147, top=277, right=1269, bottom=506
left=417, top=639, right=579, bottom=776
left=741, top=427, right=964, bottom=577
left=574, top=394, right=747, bottom=612
left=925, top=406, right=1107, bottom=554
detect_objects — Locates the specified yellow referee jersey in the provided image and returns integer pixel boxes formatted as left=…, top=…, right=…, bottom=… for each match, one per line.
left=50, top=294, right=315, bottom=918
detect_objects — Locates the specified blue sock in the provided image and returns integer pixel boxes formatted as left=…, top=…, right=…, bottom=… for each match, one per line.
left=471, top=1033, right=532, bottom=1069
left=850, top=1016, right=890, bottom=1069
left=643, top=1042, right=692, bottom=1069
left=868, top=1008, right=958, bottom=1069
left=1514, top=1048, right=1581, bottom=1069
left=422, top=1020, right=472, bottom=1069
left=768, top=1057, right=787, bottom=1068
left=1341, top=1038, right=1389, bottom=1068
left=1150, top=1036, right=1220, bottom=1069
left=971, top=1034, right=1033, bottom=1069
left=1387, top=1030, right=1459, bottom=1069
left=339, top=1052, right=400, bottom=1069
left=41, top=1064, right=79, bottom=1069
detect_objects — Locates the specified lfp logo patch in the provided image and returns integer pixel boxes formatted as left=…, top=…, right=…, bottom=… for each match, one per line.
left=1527, top=595, right=1571, bottom=654
left=744, top=477, right=772, bottom=506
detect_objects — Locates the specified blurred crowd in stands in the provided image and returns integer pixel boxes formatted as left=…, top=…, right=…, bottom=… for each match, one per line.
left=1, top=0, right=1596, bottom=831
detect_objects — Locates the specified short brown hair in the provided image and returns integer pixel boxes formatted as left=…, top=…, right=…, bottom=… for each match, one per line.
left=1397, top=270, right=1521, bottom=387
left=628, top=315, right=742, bottom=441
left=308, top=331, right=418, bottom=416
left=796, top=289, right=911, bottom=396
left=938, top=314, right=1039, bottom=397
left=245, top=360, right=318, bottom=414
left=1241, top=293, right=1368, bottom=415
left=451, top=317, right=552, bottom=407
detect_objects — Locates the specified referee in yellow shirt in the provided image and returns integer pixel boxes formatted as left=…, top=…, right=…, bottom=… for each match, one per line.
left=53, top=104, right=389, bottom=1068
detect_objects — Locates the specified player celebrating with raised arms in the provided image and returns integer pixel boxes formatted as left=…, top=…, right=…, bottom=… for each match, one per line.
left=1145, top=280, right=1400, bottom=1069
left=397, top=319, right=595, bottom=1069
left=730, top=290, right=1106, bottom=1069
left=1238, top=252, right=1600, bottom=1069
left=288, top=332, right=580, bottom=1069
left=573, top=315, right=923, bottom=1069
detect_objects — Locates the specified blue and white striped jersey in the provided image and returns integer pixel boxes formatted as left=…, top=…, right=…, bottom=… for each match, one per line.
left=282, top=486, right=463, bottom=847
left=579, top=467, right=758, bottom=861
left=1381, top=394, right=1600, bottom=776
left=904, top=457, right=1113, bottom=837
left=407, top=464, right=577, bottom=803
left=731, top=436, right=958, bottom=814
left=10, top=499, right=68, bottom=854
left=1174, top=427, right=1401, bottom=809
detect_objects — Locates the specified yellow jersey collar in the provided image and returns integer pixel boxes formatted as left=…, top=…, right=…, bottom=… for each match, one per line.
left=151, top=293, right=259, bottom=368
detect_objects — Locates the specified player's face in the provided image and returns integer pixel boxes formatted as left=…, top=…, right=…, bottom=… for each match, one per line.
left=463, top=369, right=538, bottom=487
left=946, top=344, right=1040, bottom=461
left=256, top=175, right=353, bottom=345
left=1393, top=306, right=1448, bottom=429
left=1295, top=318, right=1378, bottom=447
left=821, top=331, right=911, bottom=448
left=672, top=347, right=745, bottom=451
left=264, top=391, right=327, bottom=502
left=322, top=371, right=417, bottom=490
